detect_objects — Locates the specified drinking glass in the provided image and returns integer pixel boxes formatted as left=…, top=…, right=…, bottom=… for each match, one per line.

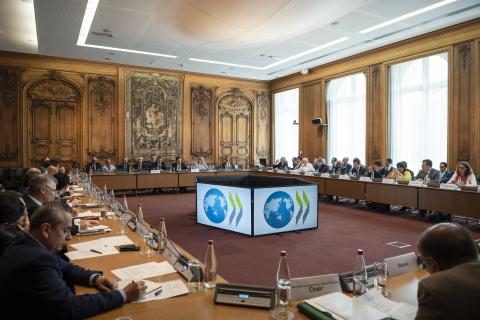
left=140, top=233, right=154, bottom=258
left=187, top=260, right=204, bottom=293
left=373, top=261, right=388, bottom=296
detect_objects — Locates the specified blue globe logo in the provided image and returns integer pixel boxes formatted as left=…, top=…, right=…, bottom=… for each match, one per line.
left=263, top=191, right=294, bottom=229
left=203, top=188, right=228, bottom=224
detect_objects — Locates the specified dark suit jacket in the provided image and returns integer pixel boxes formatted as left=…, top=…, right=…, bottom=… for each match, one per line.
left=85, top=162, right=102, bottom=173
left=172, top=162, right=188, bottom=172
left=440, top=171, right=453, bottom=184
left=351, top=165, right=368, bottom=176
left=415, top=168, right=441, bottom=182
left=23, top=194, right=41, bottom=219
left=133, top=162, right=149, bottom=171
left=0, top=234, right=124, bottom=320
left=340, top=163, right=352, bottom=174
left=149, top=161, right=167, bottom=171
left=416, top=262, right=480, bottom=320
left=116, top=162, right=130, bottom=172
left=274, top=161, right=289, bottom=170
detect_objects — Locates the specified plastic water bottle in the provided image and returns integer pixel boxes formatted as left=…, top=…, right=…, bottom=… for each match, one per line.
left=276, top=250, right=291, bottom=308
left=158, top=218, right=167, bottom=254
left=353, top=249, right=368, bottom=297
left=204, top=240, right=217, bottom=289
left=122, top=195, right=129, bottom=213
left=137, top=204, right=144, bottom=223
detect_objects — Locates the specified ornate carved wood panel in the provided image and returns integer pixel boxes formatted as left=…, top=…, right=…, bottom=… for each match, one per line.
left=0, top=67, right=20, bottom=165
left=254, top=90, right=271, bottom=163
left=217, top=88, right=252, bottom=165
left=87, top=76, right=117, bottom=159
left=366, top=65, right=386, bottom=164
left=300, top=83, right=325, bottom=160
left=26, top=72, right=81, bottom=166
left=191, top=85, right=214, bottom=159
left=451, top=41, right=477, bottom=168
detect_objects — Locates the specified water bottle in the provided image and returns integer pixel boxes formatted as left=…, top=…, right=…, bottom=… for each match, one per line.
left=137, top=204, right=144, bottom=223
left=276, top=250, right=291, bottom=309
left=353, top=249, right=368, bottom=297
left=204, top=240, right=217, bottom=289
left=158, top=218, right=167, bottom=254
left=122, top=195, right=129, bottom=213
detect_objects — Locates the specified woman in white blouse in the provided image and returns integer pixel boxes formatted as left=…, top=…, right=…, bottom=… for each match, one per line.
left=447, top=161, right=477, bottom=186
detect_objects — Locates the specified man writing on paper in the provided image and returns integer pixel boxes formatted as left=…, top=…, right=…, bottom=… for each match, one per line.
left=0, top=202, right=147, bottom=320
left=416, top=223, right=479, bottom=320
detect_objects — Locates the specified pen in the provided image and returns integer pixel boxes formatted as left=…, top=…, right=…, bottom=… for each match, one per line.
left=143, top=285, right=162, bottom=296
left=155, top=289, right=163, bottom=296
left=90, top=249, right=103, bottom=254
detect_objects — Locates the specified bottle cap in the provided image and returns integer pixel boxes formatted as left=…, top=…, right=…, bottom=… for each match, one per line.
left=160, top=217, right=165, bottom=222
left=208, top=240, right=214, bottom=245
left=357, top=249, right=364, bottom=255
left=280, top=250, right=287, bottom=256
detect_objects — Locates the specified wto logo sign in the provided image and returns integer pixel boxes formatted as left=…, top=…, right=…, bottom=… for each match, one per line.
left=295, top=191, right=310, bottom=224
left=228, top=192, right=243, bottom=226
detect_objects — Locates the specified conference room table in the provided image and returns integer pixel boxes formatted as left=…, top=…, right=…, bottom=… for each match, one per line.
left=70, top=191, right=427, bottom=320
left=91, top=170, right=480, bottom=218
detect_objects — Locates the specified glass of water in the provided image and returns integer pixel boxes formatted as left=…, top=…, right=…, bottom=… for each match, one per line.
left=187, top=260, right=204, bottom=293
left=140, top=233, right=154, bottom=258
left=374, top=261, right=388, bottom=296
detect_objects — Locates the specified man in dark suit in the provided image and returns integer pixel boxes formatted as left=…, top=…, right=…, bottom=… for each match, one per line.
left=172, top=156, right=188, bottom=172
left=0, top=191, right=29, bottom=256
left=117, top=156, right=130, bottom=172
left=416, top=223, right=479, bottom=320
left=23, top=174, right=57, bottom=218
left=85, top=156, right=102, bottom=173
left=150, top=156, right=167, bottom=171
left=383, top=158, right=394, bottom=175
left=340, top=157, right=352, bottom=174
left=350, top=158, right=368, bottom=176
left=439, top=162, right=453, bottom=184
left=133, top=156, right=149, bottom=171
left=0, top=202, right=146, bottom=320
left=415, top=159, right=440, bottom=183
left=274, top=157, right=289, bottom=171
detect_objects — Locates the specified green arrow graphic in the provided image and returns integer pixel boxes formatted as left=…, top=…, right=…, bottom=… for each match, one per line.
left=235, top=193, right=243, bottom=209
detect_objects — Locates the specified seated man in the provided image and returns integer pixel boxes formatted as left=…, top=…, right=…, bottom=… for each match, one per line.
left=350, top=158, right=368, bottom=176
left=416, top=223, right=479, bottom=320
left=0, top=202, right=146, bottom=320
left=23, top=174, right=58, bottom=218
left=133, top=156, right=149, bottom=171
left=340, top=157, right=352, bottom=175
left=102, top=158, right=116, bottom=173
left=368, top=160, right=384, bottom=178
left=85, top=156, right=102, bottom=173
left=117, top=157, right=130, bottom=172
left=148, top=154, right=157, bottom=170
left=415, top=159, right=440, bottom=183
left=172, top=156, right=188, bottom=172
left=383, top=158, right=394, bottom=175
left=150, top=156, right=167, bottom=171
left=192, top=156, right=209, bottom=170
left=298, top=158, right=314, bottom=173
left=46, top=165, right=59, bottom=176
left=274, top=157, right=289, bottom=171
left=439, top=162, right=453, bottom=184
left=0, top=191, right=29, bottom=256
left=38, top=157, right=51, bottom=173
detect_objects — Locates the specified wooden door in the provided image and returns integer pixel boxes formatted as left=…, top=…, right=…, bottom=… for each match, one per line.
left=27, top=77, right=80, bottom=168
left=217, top=89, right=252, bottom=165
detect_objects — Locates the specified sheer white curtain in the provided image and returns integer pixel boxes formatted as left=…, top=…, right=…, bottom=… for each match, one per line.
left=274, top=88, right=299, bottom=163
left=388, top=52, right=448, bottom=174
left=327, top=73, right=366, bottom=163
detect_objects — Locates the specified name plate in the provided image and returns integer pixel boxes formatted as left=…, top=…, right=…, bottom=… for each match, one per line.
left=190, top=168, right=200, bottom=172
left=290, top=274, right=341, bottom=300
left=359, top=177, right=372, bottom=182
left=304, top=172, right=314, bottom=176
left=408, top=180, right=423, bottom=187
left=440, top=183, right=457, bottom=190
left=320, top=173, right=330, bottom=178
left=150, top=170, right=161, bottom=174
left=384, top=252, right=418, bottom=276
left=382, top=178, right=395, bottom=184
left=339, top=174, right=350, bottom=180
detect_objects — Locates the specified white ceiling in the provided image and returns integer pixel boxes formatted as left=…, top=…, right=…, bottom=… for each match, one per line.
left=1, top=0, right=480, bottom=80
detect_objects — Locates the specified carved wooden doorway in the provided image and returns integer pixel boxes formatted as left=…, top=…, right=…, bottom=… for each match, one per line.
left=217, top=89, right=252, bottom=166
left=26, top=76, right=80, bottom=168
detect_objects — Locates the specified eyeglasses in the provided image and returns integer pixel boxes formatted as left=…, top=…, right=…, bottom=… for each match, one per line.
left=42, top=185, right=58, bottom=195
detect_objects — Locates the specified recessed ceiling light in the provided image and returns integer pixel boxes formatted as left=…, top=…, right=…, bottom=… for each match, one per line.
left=359, top=0, right=457, bottom=34
left=77, top=0, right=176, bottom=59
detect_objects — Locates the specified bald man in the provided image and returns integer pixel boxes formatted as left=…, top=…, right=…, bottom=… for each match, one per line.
left=416, top=223, right=479, bottom=320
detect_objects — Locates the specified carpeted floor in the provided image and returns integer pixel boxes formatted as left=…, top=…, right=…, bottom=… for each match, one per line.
left=125, top=192, right=480, bottom=287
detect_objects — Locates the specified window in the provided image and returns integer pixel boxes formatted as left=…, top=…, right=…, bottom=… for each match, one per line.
left=388, top=52, right=448, bottom=174
left=274, top=88, right=299, bottom=164
left=327, top=73, right=366, bottom=163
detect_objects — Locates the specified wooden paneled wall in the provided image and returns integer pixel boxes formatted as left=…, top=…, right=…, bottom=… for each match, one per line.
left=271, top=19, right=480, bottom=172
left=0, top=53, right=270, bottom=168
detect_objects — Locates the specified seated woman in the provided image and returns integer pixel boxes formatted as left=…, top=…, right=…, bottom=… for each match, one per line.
left=447, top=161, right=477, bottom=186
left=386, top=161, right=412, bottom=181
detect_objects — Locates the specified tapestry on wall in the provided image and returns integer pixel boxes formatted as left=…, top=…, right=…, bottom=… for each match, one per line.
left=125, top=71, right=183, bottom=160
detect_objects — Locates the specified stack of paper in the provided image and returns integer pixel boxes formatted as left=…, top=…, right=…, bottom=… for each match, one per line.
left=117, top=279, right=189, bottom=303
left=112, top=261, right=176, bottom=280
left=65, top=236, right=134, bottom=260
left=304, top=290, right=417, bottom=320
